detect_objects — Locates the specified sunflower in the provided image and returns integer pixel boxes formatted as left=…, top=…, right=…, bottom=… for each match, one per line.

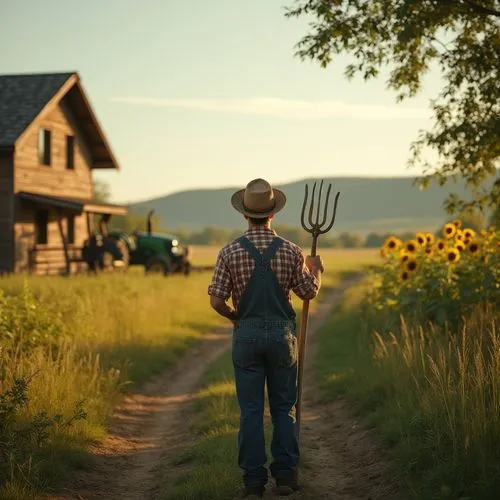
left=400, top=253, right=410, bottom=265
left=446, top=248, right=460, bottom=263
left=455, top=230, right=464, bottom=241
left=384, top=236, right=402, bottom=252
left=452, top=219, right=462, bottom=228
left=424, top=246, right=433, bottom=256
left=426, top=233, right=435, bottom=245
left=405, top=258, right=419, bottom=273
left=404, top=240, right=418, bottom=253
left=400, top=270, right=410, bottom=282
left=416, top=232, right=427, bottom=246
left=443, top=223, right=456, bottom=239
left=463, top=238, right=471, bottom=247
left=456, top=242, right=465, bottom=252
left=380, top=247, right=387, bottom=258
left=468, top=240, right=480, bottom=254
left=436, top=239, right=446, bottom=252
left=463, top=228, right=475, bottom=240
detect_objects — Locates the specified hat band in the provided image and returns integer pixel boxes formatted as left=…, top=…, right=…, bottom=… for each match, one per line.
left=243, top=199, right=276, bottom=214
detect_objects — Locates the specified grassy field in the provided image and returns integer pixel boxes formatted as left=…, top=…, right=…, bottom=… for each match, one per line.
left=0, top=246, right=376, bottom=498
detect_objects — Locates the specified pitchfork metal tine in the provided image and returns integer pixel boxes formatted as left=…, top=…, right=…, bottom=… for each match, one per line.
left=308, top=182, right=317, bottom=227
left=300, top=184, right=309, bottom=231
left=319, top=190, right=340, bottom=234
left=301, top=180, right=341, bottom=236
left=315, top=180, right=323, bottom=226
left=318, top=183, right=332, bottom=227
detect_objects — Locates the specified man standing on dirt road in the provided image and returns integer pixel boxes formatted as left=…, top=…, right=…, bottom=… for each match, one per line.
left=208, top=178, right=324, bottom=498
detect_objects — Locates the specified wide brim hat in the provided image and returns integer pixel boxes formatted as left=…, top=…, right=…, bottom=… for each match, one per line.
left=231, top=178, right=286, bottom=218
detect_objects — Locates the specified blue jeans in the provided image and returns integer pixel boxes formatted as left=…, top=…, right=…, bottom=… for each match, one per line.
left=232, top=321, right=299, bottom=490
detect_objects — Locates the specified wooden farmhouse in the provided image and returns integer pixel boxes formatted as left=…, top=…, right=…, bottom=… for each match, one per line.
left=0, top=72, right=127, bottom=275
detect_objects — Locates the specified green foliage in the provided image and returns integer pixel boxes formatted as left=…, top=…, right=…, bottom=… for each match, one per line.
left=317, top=285, right=500, bottom=499
left=0, top=377, right=87, bottom=493
left=0, top=284, right=64, bottom=351
left=286, top=1, right=500, bottom=213
left=92, top=178, right=111, bottom=203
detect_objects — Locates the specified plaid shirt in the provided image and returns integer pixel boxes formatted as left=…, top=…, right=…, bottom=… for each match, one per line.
left=208, top=226, right=319, bottom=310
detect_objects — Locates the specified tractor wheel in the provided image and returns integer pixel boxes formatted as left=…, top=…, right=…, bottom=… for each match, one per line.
left=145, top=256, right=171, bottom=276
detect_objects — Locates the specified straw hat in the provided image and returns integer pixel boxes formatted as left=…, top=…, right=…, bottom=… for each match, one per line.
left=231, top=178, right=286, bottom=218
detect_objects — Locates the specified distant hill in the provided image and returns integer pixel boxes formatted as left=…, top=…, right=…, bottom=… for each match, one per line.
left=129, top=177, right=477, bottom=234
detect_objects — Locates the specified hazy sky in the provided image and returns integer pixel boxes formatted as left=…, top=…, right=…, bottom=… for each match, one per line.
left=1, top=0, right=441, bottom=203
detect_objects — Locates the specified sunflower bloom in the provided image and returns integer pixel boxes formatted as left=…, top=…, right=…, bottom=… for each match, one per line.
left=446, top=248, right=460, bottom=263
left=426, top=233, right=435, bottom=245
left=468, top=240, right=480, bottom=254
left=443, top=223, right=456, bottom=239
left=405, top=258, right=419, bottom=273
left=404, top=240, right=418, bottom=253
left=400, top=270, right=410, bottom=282
left=456, top=242, right=465, bottom=252
left=400, top=253, right=409, bottom=265
left=380, top=247, right=387, bottom=258
left=384, top=236, right=402, bottom=252
left=436, top=239, right=446, bottom=252
left=424, top=246, right=433, bottom=256
left=455, top=230, right=464, bottom=241
left=416, top=232, right=427, bottom=246
left=452, top=219, right=462, bottom=228
left=463, top=228, right=475, bottom=240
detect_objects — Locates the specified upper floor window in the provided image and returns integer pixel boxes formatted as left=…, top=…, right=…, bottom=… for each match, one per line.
left=39, top=128, right=51, bottom=166
left=66, top=135, right=75, bottom=169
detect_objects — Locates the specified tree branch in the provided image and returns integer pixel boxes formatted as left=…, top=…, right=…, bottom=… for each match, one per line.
left=462, top=0, right=500, bottom=17
left=435, top=0, right=500, bottom=17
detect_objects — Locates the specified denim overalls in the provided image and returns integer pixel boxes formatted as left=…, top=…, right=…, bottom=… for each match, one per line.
left=232, top=236, right=299, bottom=490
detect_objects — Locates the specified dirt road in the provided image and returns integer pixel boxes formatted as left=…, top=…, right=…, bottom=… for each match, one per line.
left=53, top=280, right=401, bottom=500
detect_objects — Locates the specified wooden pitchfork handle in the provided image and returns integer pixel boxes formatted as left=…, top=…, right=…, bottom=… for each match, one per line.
left=294, top=180, right=340, bottom=482
left=296, top=234, right=319, bottom=439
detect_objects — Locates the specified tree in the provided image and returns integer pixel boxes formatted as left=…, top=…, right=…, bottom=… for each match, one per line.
left=92, top=179, right=111, bottom=203
left=286, top=1, right=500, bottom=214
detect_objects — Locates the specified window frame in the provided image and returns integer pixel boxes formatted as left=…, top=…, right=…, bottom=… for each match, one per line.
left=38, top=128, right=52, bottom=166
left=66, top=135, right=75, bottom=170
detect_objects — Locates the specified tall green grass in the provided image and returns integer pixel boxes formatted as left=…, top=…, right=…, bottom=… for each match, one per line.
left=316, top=285, right=500, bottom=499
left=0, top=272, right=225, bottom=497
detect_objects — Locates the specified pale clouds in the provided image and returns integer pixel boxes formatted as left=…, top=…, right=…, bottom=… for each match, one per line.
left=111, top=96, right=430, bottom=120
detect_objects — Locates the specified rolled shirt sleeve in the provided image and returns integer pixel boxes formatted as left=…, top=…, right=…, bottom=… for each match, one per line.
left=208, top=250, right=232, bottom=300
left=291, top=251, right=320, bottom=300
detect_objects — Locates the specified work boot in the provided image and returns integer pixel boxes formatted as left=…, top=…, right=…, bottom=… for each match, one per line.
left=273, top=477, right=301, bottom=496
left=234, top=486, right=265, bottom=499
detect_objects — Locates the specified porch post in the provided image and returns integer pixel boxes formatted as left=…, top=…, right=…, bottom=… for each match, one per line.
left=56, top=209, right=71, bottom=276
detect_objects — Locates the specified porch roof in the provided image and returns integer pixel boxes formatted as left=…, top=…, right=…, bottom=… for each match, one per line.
left=18, top=191, right=128, bottom=216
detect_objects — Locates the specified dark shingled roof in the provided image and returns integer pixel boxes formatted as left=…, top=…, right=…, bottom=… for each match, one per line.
left=0, top=72, right=75, bottom=147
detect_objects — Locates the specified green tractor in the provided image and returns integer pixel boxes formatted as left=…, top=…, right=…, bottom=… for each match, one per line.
left=82, top=210, right=191, bottom=276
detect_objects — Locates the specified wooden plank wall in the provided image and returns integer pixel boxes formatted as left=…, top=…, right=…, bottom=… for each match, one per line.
left=13, top=99, right=94, bottom=274
left=0, top=152, right=14, bottom=272
left=14, top=100, right=93, bottom=199
left=14, top=205, right=89, bottom=274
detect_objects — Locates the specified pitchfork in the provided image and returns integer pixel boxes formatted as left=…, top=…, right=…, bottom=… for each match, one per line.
left=296, top=180, right=340, bottom=439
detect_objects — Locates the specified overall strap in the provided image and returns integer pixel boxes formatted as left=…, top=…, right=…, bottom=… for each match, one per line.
left=262, top=237, right=284, bottom=263
left=237, top=236, right=263, bottom=264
